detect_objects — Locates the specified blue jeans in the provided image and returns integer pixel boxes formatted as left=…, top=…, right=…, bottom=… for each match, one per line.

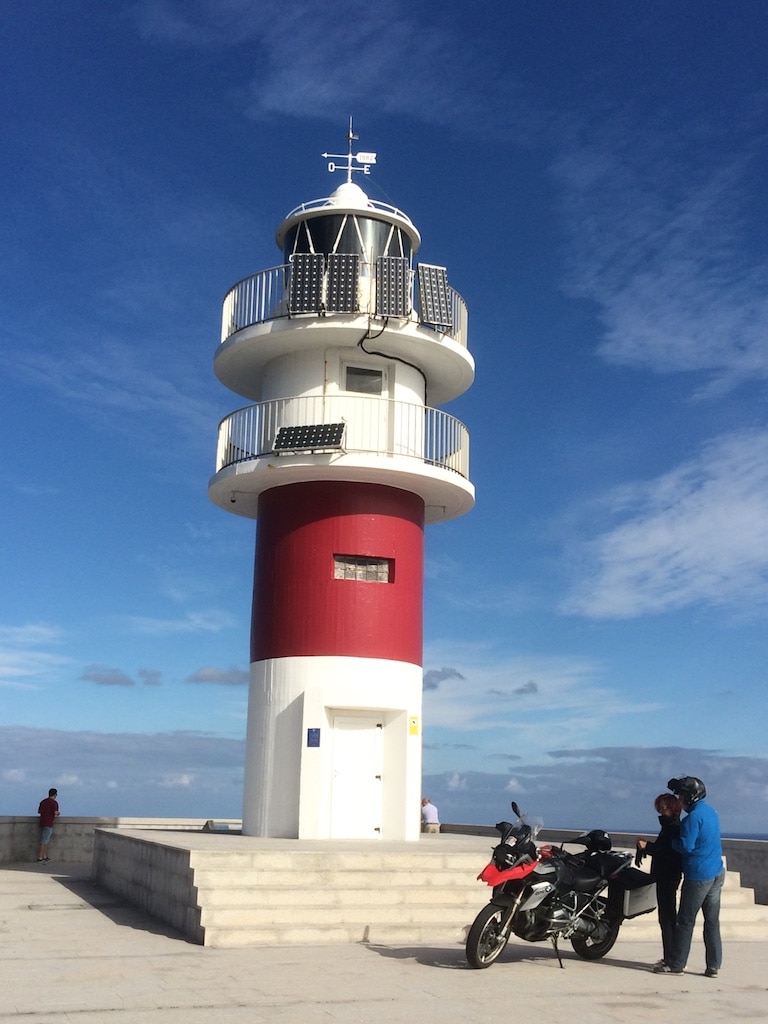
left=669, top=870, right=724, bottom=971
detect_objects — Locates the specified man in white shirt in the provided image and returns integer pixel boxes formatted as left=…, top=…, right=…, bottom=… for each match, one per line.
left=421, top=797, right=440, bottom=833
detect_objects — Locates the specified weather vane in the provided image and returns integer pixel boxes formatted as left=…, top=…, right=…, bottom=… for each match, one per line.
left=322, top=117, right=377, bottom=183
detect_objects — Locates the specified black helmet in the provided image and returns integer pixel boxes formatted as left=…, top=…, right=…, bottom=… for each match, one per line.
left=578, top=829, right=612, bottom=853
left=667, top=776, right=706, bottom=809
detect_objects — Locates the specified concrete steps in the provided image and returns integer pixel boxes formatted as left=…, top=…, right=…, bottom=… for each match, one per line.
left=193, top=847, right=484, bottom=947
left=621, top=866, right=768, bottom=940
left=92, top=830, right=768, bottom=949
left=191, top=845, right=768, bottom=948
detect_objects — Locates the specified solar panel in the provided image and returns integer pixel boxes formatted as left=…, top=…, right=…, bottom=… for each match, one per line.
left=376, top=256, right=409, bottom=317
left=273, top=423, right=345, bottom=452
left=288, top=253, right=324, bottom=313
left=326, top=253, right=359, bottom=313
left=417, top=263, right=453, bottom=328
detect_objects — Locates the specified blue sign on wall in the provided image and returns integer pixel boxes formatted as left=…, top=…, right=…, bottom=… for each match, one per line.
left=307, top=728, right=320, bottom=747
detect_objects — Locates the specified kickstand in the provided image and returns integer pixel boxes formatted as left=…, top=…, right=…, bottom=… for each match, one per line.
left=551, top=934, right=565, bottom=969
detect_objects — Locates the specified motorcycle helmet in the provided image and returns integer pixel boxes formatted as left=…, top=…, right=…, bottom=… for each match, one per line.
left=578, top=829, right=612, bottom=853
left=667, top=776, right=706, bottom=810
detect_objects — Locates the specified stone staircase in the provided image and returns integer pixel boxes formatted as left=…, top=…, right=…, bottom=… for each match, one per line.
left=92, top=829, right=768, bottom=948
left=188, top=839, right=768, bottom=948
left=620, top=861, right=768, bottom=941
left=192, top=843, right=484, bottom=947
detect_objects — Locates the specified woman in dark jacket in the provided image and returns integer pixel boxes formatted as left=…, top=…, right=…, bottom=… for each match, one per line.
left=636, top=793, right=683, bottom=967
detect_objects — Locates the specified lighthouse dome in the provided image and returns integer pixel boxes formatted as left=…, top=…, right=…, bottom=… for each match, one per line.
left=328, top=180, right=371, bottom=209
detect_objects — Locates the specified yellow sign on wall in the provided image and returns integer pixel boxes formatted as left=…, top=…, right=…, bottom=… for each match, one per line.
left=409, top=716, right=419, bottom=735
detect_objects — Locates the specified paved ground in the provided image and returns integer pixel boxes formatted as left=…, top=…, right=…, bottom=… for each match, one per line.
left=2, top=862, right=766, bottom=1024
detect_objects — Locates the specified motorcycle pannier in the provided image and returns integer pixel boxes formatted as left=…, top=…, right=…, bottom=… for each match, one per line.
left=623, top=881, right=657, bottom=918
left=614, top=864, right=657, bottom=918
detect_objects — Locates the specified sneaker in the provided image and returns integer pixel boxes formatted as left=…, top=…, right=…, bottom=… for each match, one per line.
left=36, top=858, right=44, bottom=862
left=705, top=968, right=718, bottom=978
left=652, top=959, right=667, bottom=969
left=653, top=963, right=683, bottom=974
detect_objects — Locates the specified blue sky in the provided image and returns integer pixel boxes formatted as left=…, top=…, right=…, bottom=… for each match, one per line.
left=2, top=1, right=767, bottom=833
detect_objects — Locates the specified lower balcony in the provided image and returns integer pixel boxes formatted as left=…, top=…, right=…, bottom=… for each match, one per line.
left=209, top=394, right=474, bottom=524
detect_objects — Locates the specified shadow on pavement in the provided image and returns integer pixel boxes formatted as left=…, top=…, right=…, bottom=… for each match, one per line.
left=35, top=865, right=196, bottom=943
left=363, top=939, right=652, bottom=973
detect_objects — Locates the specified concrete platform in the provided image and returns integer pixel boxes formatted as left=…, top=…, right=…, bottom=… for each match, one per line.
left=3, top=862, right=768, bottom=1024
left=90, top=828, right=768, bottom=947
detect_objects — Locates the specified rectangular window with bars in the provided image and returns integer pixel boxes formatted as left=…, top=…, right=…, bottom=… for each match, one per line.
left=334, top=555, right=393, bottom=583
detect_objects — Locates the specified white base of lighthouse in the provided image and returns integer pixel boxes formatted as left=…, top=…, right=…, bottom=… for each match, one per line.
left=242, top=656, right=423, bottom=841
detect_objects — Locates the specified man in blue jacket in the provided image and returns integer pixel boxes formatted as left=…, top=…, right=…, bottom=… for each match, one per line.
left=653, top=776, right=724, bottom=977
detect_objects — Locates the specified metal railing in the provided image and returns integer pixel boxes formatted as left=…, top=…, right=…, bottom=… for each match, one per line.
left=220, top=261, right=468, bottom=348
left=222, top=265, right=288, bottom=337
left=281, top=195, right=419, bottom=231
left=216, top=395, right=470, bottom=479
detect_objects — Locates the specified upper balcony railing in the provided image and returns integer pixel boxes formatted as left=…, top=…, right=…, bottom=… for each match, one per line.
left=216, top=394, right=470, bottom=480
left=281, top=195, right=419, bottom=230
left=221, top=256, right=468, bottom=348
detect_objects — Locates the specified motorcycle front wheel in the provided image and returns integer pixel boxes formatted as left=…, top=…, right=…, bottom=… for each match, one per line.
left=569, top=899, right=621, bottom=960
left=466, top=904, right=510, bottom=968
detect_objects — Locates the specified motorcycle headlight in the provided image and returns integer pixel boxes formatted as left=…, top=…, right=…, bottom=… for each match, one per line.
left=493, top=842, right=521, bottom=870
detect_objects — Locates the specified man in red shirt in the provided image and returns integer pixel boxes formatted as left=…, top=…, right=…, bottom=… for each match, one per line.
left=37, top=788, right=59, bottom=862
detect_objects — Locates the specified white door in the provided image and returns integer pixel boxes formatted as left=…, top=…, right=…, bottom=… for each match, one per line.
left=330, top=714, right=383, bottom=839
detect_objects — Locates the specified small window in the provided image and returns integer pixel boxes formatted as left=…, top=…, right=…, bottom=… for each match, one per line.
left=346, top=366, right=383, bottom=395
left=334, top=555, right=392, bottom=583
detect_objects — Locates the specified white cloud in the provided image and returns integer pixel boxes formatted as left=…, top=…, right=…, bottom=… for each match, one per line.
left=186, top=666, right=248, bottom=686
left=0, top=726, right=245, bottom=817
left=564, top=430, right=768, bottom=618
left=425, top=746, right=768, bottom=834
left=0, top=624, right=64, bottom=646
left=503, top=777, right=526, bottom=793
left=81, top=664, right=135, bottom=687
left=134, top=0, right=263, bottom=47
left=243, top=7, right=468, bottom=124
left=0, top=623, right=72, bottom=685
left=421, top=644, right=661, bottom=766
left=14, top=340, right=216, bottom=446
left=160, top=773, right=195, bottom=788
left=132, top=1, right=519, bottom=136
left=555, top=136, right=768, bottom=390
left=446, top=772, right=467, bottom=791
left=119, top=609, right=238, bottom=635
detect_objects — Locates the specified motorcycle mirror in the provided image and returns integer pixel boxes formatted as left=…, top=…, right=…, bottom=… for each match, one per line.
left=510, top=801, right=522, bottom=819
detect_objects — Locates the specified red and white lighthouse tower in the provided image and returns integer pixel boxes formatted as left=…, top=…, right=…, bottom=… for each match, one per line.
left=209, top=126, right=474, bottom=840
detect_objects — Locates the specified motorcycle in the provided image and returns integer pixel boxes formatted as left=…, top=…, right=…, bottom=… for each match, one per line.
left=466, top=801, right=656, bottom=969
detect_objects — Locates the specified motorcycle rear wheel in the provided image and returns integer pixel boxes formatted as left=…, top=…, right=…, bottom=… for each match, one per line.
left=466, top=904, right=510, bottom=968
left=570, top=901, right=620, bottom=960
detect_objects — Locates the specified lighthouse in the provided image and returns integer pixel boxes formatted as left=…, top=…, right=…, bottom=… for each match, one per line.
left=209, top=125, right=474, bottom=840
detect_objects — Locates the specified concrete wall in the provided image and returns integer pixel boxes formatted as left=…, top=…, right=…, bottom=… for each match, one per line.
left=92, top=829, right=202, bottom=942
left=4, top=816, right=766, bottom=907
left=0, top=817, right=239, bottom=865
